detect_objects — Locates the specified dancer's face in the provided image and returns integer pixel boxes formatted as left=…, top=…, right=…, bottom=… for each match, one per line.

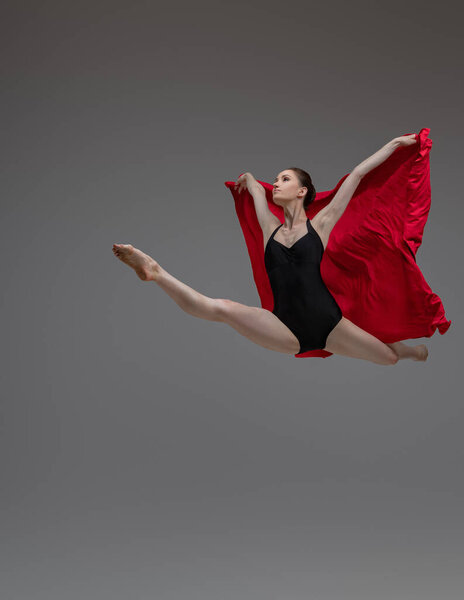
left=272, top=170, right=306, bottom=205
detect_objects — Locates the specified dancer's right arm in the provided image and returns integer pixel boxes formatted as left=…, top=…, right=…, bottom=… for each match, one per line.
left=235, top=173, right=280, bottom=233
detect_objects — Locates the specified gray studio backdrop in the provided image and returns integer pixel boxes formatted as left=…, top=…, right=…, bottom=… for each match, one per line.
left=1, top=1, right=462, bottom=599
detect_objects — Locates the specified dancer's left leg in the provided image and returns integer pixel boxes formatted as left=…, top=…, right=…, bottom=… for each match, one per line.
left=323, top=317, right=428, bottom=364
left=385, top=341, right=428, bottom=361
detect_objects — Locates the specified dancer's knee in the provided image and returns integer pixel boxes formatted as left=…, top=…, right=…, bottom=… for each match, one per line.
left=214, top=298, right=235, bottom=323
left=384, top=348, right=399, bottom=365
left=372, top=346, right=398, bottom=365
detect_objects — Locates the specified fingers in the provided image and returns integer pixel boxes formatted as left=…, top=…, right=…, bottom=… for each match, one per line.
left=234, top=177, right=246, bottom=192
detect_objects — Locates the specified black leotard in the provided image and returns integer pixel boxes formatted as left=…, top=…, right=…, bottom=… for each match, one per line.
left=264, top=218, right=343, bottom=354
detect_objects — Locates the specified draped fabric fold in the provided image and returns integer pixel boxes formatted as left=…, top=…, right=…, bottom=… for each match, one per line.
left=224, top=127, right=451, bottom=358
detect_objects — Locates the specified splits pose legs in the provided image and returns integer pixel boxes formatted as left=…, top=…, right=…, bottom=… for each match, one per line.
left=112, top=243, right=428, bottom=365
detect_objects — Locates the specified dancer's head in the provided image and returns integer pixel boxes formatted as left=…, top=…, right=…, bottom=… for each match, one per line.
left=273, top=168, right=316, bottom=210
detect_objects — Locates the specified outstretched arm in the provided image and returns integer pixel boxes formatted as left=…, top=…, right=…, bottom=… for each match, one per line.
left=315, top=134, right=417, bottom=235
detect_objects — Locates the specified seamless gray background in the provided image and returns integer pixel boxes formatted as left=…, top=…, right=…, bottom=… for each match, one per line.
left=1, top=1, right=462, bottom=599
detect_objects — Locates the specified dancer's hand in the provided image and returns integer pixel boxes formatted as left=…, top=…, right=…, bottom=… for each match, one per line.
left=395, top=134, right=418, bottom=147
left=234, top=173, right=250, bottom=193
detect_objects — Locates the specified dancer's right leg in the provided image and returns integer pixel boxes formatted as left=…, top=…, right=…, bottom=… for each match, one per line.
left=112, top=244, right=300, bottom=355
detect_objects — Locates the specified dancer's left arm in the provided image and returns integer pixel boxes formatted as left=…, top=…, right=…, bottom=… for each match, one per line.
left=315, top=134, right=417, bottom=234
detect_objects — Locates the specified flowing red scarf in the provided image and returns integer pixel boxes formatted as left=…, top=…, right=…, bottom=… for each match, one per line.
left=224, top=127, right=451, bottom=358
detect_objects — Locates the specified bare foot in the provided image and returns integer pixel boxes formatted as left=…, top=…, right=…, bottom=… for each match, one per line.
left=412, top=344, right=428, bottom=362
left=387, top=341, right=429, bottom=362
left=112, top=244, right=160, bottom=281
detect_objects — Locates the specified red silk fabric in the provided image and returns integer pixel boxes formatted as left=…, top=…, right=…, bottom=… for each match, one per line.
left=224, top=127, right=451, bottom=358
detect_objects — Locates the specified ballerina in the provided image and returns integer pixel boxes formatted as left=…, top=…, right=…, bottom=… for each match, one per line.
left=113, top=133, right=432, bottom=365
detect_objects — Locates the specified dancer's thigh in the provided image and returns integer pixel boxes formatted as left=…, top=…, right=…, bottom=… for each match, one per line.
left=324, top=316, right=398, bottom=365
left=216, top=299, right=300, bottom=355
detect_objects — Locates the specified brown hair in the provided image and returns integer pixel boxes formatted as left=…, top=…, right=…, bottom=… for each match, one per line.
left=287, top=167, right=316, bottom=209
